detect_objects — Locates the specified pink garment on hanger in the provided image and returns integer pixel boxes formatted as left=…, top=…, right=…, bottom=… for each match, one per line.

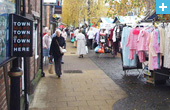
left=133, top=29, right=140, bottom=35
left=148, top=31, right=159, bottom=70
left=153, top=56, right=158, bottom=70
left=126, top=28, right=139, bottom=49
left=138, top=51, right=146, bottom=63
left=129, top=50, right=136, bottom=60
left=137, top=30, right=149, bottom=51
left=126, top=28, right=140, bottom=60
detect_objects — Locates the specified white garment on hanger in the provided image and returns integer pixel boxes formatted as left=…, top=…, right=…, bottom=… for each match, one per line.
left=164, top=25, right=170, bottom=68
left=112, top=27, right=117, bottom=42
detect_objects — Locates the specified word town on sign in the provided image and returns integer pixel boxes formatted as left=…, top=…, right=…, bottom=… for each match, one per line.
left=10, top=14, right=33, bottom=57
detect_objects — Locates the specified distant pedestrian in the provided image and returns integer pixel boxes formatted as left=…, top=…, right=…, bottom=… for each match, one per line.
left=87, top=27, right=95, bottom=49
left=76, top=29, right=86, bottom=58
left=49, top=30, right=65, bottom=78
left=43, top=30, right=51, bottom=57
left=74, top=27, right=79, bottom=38
left=62, top=29, right=67, bottom=44
left=73, top=27, right=79, bottom=48
left=52, top=28, right=61, bottom=38
left=43, top=27, right=48, bottom=37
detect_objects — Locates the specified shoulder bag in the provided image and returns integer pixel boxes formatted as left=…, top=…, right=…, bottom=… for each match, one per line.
left=56, top=39, right=67, bottom=54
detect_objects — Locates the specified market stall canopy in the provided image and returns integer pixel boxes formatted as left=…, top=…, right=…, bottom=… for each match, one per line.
left=98, top=17, right=114, bottom=24
left=98, top=17, right=114, bottom=29
left=113, top=16, right=125, bottom=23
left=113, top=16, right=145, bottom=25
left=100, top=23, right=115, bottom=30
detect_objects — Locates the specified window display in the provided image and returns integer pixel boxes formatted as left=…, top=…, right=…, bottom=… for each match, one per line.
left=0, top=0, right=15, bottom=64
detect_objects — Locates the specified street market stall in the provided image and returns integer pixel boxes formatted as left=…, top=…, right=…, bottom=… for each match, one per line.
left=94, top=18, right=115, bottom=56
left=119, top=12, right=170, bottom=85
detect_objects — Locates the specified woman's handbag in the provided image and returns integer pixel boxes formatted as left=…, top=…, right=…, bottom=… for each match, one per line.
left=56, top=40, right=67, bottom=54
left=59, top=46, right=67, bottom=53
left=48, top=63, right=54, bottom=74
left=48, top=56, right=54, bottom=74
left=85, top=46, right=88, bottom=53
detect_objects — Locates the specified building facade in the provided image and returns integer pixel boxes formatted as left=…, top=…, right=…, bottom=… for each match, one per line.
left=0, top=0, right=53, bottom=110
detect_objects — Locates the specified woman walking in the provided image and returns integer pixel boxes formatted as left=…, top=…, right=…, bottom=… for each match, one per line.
left=76, top=29, right=87, bottom=58
left=43, top=30, right=52, bottom=60
left=49, top=30, right=65, bottom=78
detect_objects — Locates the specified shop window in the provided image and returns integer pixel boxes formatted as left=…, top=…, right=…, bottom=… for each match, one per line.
left=0, top=0, right=16, bottom=64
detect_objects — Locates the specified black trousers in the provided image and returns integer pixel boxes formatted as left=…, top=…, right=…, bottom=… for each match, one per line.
left=88, top=39, right=93, bottom=49
left=54, top=56, right=62, bottom=76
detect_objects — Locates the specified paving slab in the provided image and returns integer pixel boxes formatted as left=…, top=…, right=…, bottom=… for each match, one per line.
left=29, top=42, right=127, bottom=110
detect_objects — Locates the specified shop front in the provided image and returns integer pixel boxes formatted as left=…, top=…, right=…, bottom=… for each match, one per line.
left=0, top=0, right=16, bottom=65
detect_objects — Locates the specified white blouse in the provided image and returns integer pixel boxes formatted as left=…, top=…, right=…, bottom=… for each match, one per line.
left=164, top=25, right=170, bottom=68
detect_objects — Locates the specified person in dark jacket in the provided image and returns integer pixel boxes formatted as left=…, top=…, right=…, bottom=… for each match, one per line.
left=49, top=30, right=65, bottom=78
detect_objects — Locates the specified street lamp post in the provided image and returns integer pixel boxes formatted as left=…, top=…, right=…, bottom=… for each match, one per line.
left=40, top=0, right=45, bottom=77
left=8, top=0, right=22, bottom=110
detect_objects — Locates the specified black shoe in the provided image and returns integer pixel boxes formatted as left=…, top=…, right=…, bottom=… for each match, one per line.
left=61, top=62, right=64, bottom=64
left=58, top=75, right=61, bottom=78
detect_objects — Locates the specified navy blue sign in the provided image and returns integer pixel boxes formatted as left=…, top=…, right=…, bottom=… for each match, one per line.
left=55, top=6, right=62, bottom=14
left=10, top=14, right=33, bottom=57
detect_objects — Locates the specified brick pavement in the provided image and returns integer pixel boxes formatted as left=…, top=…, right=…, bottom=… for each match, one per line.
left=88, top=51, right=170, bottom=110
left=29, top=42, right=127, bottom=110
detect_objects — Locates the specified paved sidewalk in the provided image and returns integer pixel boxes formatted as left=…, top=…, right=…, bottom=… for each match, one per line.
left=29, top=42, right=127, bottom=110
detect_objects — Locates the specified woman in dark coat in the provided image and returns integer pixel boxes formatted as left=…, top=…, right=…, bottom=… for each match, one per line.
left=49, top=30, right=65, bottom=78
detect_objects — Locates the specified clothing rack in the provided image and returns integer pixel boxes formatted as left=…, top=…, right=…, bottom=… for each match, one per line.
left=120, top=49, right=143, bottom=78
left=119, top=25, right=143, bottom=78
left=148, top=20, right=170, bottom=84
left=134, top=17, right=170, bottom=85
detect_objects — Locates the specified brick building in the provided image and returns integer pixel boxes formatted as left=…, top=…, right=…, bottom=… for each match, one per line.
left=0, top=0, right=53, bottom=110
